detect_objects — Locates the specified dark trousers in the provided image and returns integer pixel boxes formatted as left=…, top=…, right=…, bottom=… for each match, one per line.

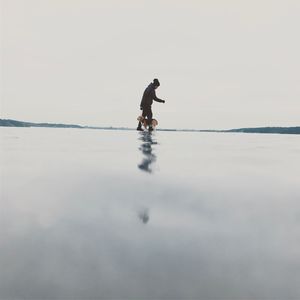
left=138, top=106, right=153, bottom=128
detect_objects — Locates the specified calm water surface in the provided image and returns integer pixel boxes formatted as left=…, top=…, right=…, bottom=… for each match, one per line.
left=1, top=128, right=300, bottom=299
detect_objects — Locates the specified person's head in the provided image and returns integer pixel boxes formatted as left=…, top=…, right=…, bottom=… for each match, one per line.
left=153, top=78, right=160, bottom=89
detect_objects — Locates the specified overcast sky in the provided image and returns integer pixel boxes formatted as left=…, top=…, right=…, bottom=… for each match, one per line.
left=1, top=0, right=300, bottom=129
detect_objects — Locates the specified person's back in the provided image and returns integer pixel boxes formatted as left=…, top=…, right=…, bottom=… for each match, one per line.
left=137, top=78, right=165, bottom=131
left=141, top=83, right=157, bottom=108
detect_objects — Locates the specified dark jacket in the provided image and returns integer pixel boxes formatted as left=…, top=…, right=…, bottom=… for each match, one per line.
left=140, top=83, right=164, bottom=109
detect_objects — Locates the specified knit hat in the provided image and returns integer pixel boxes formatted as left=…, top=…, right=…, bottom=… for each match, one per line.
left=153, top=78, right=160, bottom=87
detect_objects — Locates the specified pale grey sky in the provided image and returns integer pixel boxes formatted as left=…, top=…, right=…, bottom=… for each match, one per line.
left=1, top=0, right=300, bottom=129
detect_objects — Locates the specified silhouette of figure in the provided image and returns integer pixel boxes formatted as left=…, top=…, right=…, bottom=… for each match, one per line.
left=138, top=208, right=150, bottom=224
left=137, top=78, right=165, bottom=132
left=138, top=132, right=157, bottom=173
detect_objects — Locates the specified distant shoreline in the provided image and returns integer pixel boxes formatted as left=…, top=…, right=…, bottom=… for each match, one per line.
left=0, top=119, right=299, bottom=135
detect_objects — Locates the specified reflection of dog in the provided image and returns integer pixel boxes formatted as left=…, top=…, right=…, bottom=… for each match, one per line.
left=137, top=116, right=158, bottom=129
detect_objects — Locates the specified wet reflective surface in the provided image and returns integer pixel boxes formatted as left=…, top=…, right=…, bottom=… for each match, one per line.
left=1, top=128, right=300, bottom=299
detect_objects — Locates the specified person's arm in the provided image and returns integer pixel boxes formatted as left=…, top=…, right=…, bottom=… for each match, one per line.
left=140, top=98, right=144, bottom=110
left=140, top=94, right=146, bottom=109
left=152, top=89, right=165, bottom=103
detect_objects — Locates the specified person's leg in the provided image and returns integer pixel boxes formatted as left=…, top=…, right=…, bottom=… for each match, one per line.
left=137, top=120, right=143, bottom=130
left=137, top=109, right=148, bottom=130
left=147, top=108, right=153, bottom=131
left=143, top=109, right=148, bottom=119
left=143, top=108, right=150, bottom=126
left=137, top=111, right=145, bottom=130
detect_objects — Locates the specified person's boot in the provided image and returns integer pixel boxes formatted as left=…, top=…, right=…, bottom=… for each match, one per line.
left=136, top=123, right=144, bottom=131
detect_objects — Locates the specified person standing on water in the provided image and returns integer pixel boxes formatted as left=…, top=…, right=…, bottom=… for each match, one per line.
left=137, top=78, right=165, bottom=131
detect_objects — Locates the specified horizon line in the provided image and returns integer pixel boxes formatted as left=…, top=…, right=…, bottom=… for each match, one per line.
left=0, top=118, right=300, bottom=135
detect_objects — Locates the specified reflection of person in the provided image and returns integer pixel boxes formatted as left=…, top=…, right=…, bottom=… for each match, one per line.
left=137, top=78, right=165, bottom=131
left=138, top=132, right=157, bottom=173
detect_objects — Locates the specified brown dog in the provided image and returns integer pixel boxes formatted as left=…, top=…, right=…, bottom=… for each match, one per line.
left=137, top=116, right=158, bottom=130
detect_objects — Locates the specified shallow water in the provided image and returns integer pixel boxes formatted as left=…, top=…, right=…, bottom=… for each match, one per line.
left=1, top=127, right=300, bottom=299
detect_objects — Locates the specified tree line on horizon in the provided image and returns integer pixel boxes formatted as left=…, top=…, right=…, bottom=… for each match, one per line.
left=0, top=118, right=299, bottom=134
